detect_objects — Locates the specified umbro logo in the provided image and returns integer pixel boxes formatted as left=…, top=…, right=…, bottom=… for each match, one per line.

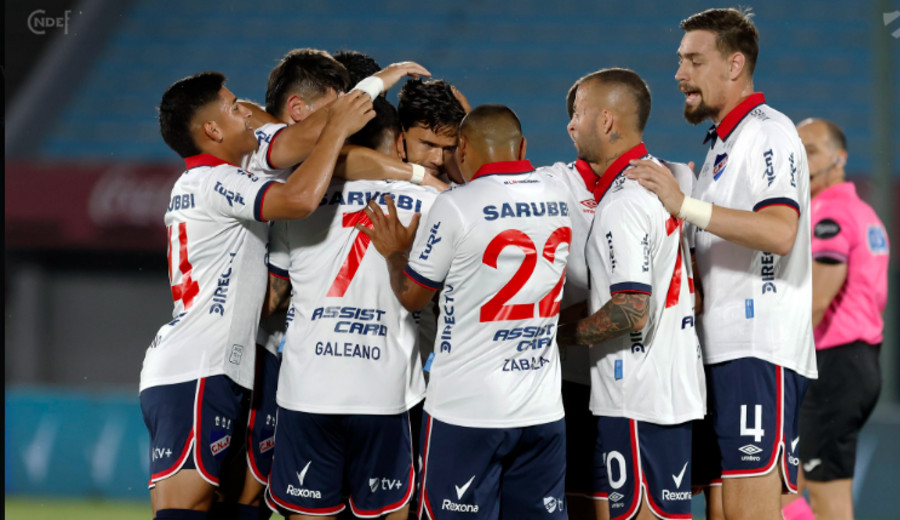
left=738, top=444, right=763, bottom=455
left=455, top=475, right=476, bottom=500
left=580, top=198, right=597, bottom=210
left=608, top=492, right=625, bottom=502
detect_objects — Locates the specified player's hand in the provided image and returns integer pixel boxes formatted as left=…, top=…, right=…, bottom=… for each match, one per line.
left=451, top=85, right=471, bottom=113
left=328, top=90, right=375, bottom=136
left=625, top=159, right=685, bottom=216
left=357, top=195, right=421, bottom=258
left=420, top=171, right=449, bottom=192
left=374, top=61, right=432, bottom=91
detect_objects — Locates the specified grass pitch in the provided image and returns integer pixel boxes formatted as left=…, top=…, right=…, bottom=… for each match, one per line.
left=5, top=498, right=149, bottom=520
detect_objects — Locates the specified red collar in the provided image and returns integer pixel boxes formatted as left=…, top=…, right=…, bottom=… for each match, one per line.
left=184, top=153, right=234, bottom=169
left=714, top=92, right=766, bottom=142
left=470, top=160, right=535, bottom=181
left=575, top=159, right=598, bottom=192
left=593, top=142, right=648, bottom=202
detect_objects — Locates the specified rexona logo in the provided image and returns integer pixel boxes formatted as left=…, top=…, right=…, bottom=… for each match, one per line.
left=286, top=461, right=322, bottom=499
left=662, top=462, right=692, bottom=501
left=442, top=475, right=479, bottom=513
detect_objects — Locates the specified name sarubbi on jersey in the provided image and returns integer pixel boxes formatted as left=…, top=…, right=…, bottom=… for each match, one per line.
left=318, top=190, right=424, bottom=212
left=482, top=201, right=569, bottom=221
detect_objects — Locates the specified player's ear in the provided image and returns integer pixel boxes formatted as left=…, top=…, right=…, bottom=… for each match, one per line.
left=836, top=150, right=847, bottom=168
left=456, top=134, right=468, bottom=165
left=518, top=137, right=527, bottom=160
left=398, top=133, right=408, bottom=161
left=394, top=132, right=406, bottom=160
left=286, top=94, right=306, bottom=123
left=202, top=120, right=223, bottom=143
left=729, top=52, right=746, bottom=81
left=600, top=109, right=613, bottom=136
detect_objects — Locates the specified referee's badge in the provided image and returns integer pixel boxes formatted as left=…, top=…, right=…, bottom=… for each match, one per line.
left=713, top=153, right=729, bottom=181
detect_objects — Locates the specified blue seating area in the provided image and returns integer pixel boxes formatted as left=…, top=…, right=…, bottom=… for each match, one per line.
left=40, top=0, right=897, bottom=174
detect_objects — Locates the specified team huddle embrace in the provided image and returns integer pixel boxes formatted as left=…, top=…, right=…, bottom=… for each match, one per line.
left=140, top=7, right=889, bottom=520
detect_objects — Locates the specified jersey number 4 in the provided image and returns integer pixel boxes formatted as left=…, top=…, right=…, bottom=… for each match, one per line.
left=167, top=223, right=199, bottom=309
left=480, top=227, right=571, bottom=322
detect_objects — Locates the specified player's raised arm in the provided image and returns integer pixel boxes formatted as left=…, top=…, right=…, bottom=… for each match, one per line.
left=259, top=91, right=373, bottom=221
left=626, top=158, right=799, bottom=256
left=357, top=195, right=434, bottom=312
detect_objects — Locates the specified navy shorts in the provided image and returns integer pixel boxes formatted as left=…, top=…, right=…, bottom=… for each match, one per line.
left=418, top=413, right=566, bottom=520
left=140, top=375, right=250, bottom=488
left=246, top=349, right=280, bottom=485
left=693, top=358, right=809, bottom=492
left=596, top=417, right=692, bottom=520
left=562, top=381, right=598, bottom=499
left=265, top=409, right=415, bottom=518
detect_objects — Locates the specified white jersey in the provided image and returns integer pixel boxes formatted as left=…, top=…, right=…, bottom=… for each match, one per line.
left=693, top=93, right=817, bottom=378
left=536, top=160, right=598, bottom=386
left=406, top=160, right=571, bottom=428
left=242, top=122, right=292, bottom=356
left=140, top=154, right=279, bottom=391
left=268, top=179, right=439, bottom=414
left=586, top=144, right=706, bottom=425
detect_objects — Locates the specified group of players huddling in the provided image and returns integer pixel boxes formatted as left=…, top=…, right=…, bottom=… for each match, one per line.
left=140, top=7, right=889, bottom=520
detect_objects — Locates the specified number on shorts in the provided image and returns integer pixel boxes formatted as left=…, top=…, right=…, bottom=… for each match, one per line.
left=740, top=404, right=765, bottom=443
left=606, top=450, right=628, bottom=490
left=167, top=222, right=199, bottom=309
left=480, top=227, right=571, bottom=322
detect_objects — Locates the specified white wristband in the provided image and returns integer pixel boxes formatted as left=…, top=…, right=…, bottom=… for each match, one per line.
left=352, top=76, right=385, bottom=100
left=678, top=196, right=713, bottom=229
left=409, top=163, right=426, bottom=184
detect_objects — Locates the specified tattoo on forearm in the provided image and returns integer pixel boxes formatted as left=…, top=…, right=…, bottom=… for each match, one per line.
left=575, top=293, right=649, bottom=344
left=387, top=251, right=411, bottom=296
left=269, top=276, right=291, bottom=311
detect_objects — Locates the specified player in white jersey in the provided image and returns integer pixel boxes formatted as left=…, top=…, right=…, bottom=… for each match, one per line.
left=555, top=69, right=704, bottom=520
left=360, top=104, right=571, bottom=520
left=220, top=50, right=438, bottom=520
left=262, top=97, right=438, bottom=520
left=626, top=9, right=816, bottom=520
left=140, top=72, right=373, bottom=520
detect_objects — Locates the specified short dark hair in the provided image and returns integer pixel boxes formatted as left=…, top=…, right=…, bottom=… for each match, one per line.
left=265, top=48, right=350, bottom=115
left=348, top=96, right=400, bottom=150
left=568, top=68, right=652, bottom=132
left=681, top=7, right=759, bottom=76
left=158, top=71, right=225, bottom=158
left=333, top=50, right=381, bottom=88
left=397, top=79, right=466, bottom=135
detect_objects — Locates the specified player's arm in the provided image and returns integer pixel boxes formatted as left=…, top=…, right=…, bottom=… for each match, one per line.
left=336, top=145, right=449, bottom=191
left=260, top=91, right=374, bottom=221
left=626, top=159, right=799, bottom=256
left=356, top=196, right=434, bottom=311
left=570, top=293, right=650, bottom=345
left=811, top=260, right=847, bottom=327
left=262, top=273, right=291, bottom=318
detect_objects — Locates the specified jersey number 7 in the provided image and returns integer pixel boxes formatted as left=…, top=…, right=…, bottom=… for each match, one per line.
left=327, top=210, right=385, bottom=297
left=480, top=227, right=571, bottom=322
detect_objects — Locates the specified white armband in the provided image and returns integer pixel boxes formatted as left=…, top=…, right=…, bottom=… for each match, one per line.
left=352, top=76, right=385, bottom=100
left=409, top=163, right=426, bottom=184
left=678, top=197, right=713, bottom=229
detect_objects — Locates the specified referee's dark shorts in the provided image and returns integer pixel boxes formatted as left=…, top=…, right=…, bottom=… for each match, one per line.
left=799, top=341, right=881, bottom=481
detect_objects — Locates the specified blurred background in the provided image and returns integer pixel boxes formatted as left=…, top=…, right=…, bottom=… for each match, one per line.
left=4, top=0, right=899, bottom=518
